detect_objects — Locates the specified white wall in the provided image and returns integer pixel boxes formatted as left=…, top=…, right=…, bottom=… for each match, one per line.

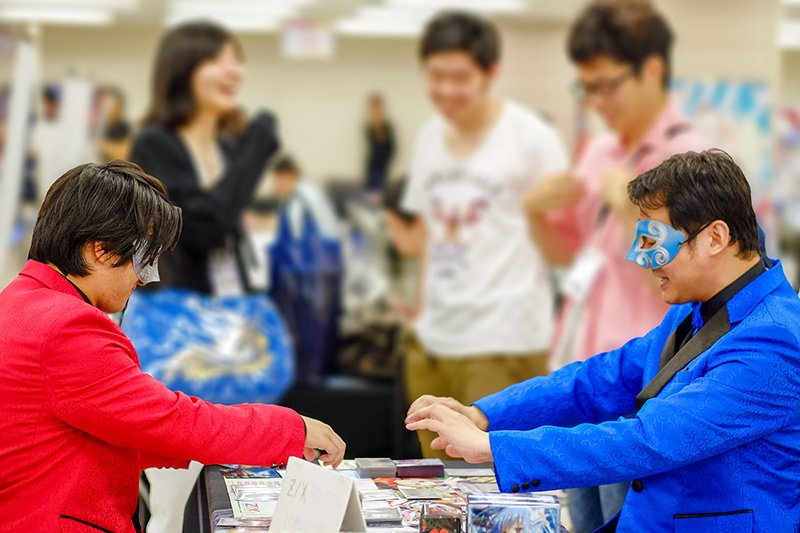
left=36, top=0, right=780, bottom=186
left=782, top=51, right=800, bottom=101
left=666, top=0, right=780, bottom=89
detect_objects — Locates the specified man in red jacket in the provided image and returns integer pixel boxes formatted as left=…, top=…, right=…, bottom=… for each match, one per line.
left=0, top=160, right=345, bottom=532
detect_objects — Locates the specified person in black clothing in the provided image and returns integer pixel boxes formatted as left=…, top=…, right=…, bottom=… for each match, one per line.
left=127, top=21, right=281, bottom=532
left=130, top=21, right=279, bottom=296
left=364, top=93, right=394, bottom=194
left=97, top=85, right=133, bottom=162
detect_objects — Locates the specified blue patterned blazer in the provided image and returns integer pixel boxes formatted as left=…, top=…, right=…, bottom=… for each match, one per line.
left=474, top=261, right=800, bottom=532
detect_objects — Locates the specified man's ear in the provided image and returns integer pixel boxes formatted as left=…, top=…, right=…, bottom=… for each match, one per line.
left=486, top=62, right=502, bottom=85
left=641, top=54, right=665, bottom=88
left=88, top=241, right=113, bottom=265
left=706, top=220, right=732, bottom=257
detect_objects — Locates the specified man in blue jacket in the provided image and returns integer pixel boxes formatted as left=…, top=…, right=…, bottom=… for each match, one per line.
left=406, top=149, right=800, bottom=532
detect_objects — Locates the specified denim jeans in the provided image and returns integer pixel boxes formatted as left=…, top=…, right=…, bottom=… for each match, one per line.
left=565, top=482, right=629, bottom=533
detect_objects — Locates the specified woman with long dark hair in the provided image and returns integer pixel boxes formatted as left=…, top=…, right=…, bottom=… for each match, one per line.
left=128, top=22, right=283, bottom=532
left=131, top=21, right=278, bottom=296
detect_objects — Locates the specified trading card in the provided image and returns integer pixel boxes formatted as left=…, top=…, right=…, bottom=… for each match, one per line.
left=364, top=507, right=404, bottom=524
left=399, top=486, right=453, bottom=500
left=466, top=495, right=560, bottom=533
left=361, top=489, right=402, bottom=501
left=420, top=502, right=462, bottom=533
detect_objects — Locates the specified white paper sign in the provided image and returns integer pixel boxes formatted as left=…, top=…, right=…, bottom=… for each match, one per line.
left=271, top=457, right=367, bottom=533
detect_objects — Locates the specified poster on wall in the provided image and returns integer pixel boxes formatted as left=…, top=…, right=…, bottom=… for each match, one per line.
left=282, top=19, right=335, bottom=59
left=671, top=80, right=772, bottom=218
left=773, top=104, right=800, bottom=282
left=776, top=105, right=800, bottom=207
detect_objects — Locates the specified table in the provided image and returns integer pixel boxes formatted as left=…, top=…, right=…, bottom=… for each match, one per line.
left=185, top=461, right=498, bottom=533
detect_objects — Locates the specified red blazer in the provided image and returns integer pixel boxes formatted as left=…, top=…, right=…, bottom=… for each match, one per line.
left=0, top=261, right=305, bottom=532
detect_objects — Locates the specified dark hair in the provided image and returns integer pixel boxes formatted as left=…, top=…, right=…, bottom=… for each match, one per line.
left=99, top=85, right=126, bottom=108
left=382, top=177, right=417, bottom=224
left=29, top=160, right=183, bottom=276
left=420, top=11, right=500, bottom=71
left=568, top=0, right=673, bottom=87
left=628, top=150, right=760, bottom=258
left=43, top=85, right=60, bottom=104
left=143, top=21, right=241, bottom=130
left=273, top=155, right=300, bottom=176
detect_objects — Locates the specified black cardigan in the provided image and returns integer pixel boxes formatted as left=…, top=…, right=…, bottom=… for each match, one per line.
left=129, top=111, right=280, bottom=294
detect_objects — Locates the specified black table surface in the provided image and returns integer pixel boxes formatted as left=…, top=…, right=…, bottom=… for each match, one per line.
left=188, top=461, right=496, bottom=532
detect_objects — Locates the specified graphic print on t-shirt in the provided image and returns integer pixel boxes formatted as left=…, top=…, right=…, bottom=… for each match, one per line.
left=425, top=167, right=500, bottom=281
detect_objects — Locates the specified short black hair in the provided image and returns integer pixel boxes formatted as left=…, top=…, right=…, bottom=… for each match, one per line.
left=29, top=160, right=183, bottom=276
left=273, top=155, right=300, bottom=176
left=420, top=11, right=500, bottom=71
left=144, top=21, right=242, bottom=130
left=568, top=0, right=673, bottom=87
left=628, top=150, right=761, bottom=258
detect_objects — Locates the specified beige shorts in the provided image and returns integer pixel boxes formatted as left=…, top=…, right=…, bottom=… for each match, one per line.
left=403, top=334, right=550, bottom=460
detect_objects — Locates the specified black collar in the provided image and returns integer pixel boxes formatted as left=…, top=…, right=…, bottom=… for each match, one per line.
left=699, top=260, right=766, bottom=325
left=60, top=273, right=93, bottom=306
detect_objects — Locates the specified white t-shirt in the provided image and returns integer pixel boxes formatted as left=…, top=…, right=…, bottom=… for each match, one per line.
left=402, top=100, right=568, bottom=357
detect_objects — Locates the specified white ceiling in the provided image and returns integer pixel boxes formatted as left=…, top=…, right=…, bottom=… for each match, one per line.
left=0, top=0, right=589, bottom=35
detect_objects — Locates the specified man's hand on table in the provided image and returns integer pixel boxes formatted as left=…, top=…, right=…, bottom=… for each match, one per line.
left=407, top=395, right=489, bottom=431
left=405, top=402, right=493, bottom=463
left=301, top=415, right=346, bottom=468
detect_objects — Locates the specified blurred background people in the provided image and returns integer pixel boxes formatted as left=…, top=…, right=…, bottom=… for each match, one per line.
left=401, top=11, right=568, bottom=459
left=96, top=85, right=133, bottom=162
left=364, top=93, right=395, bottom=197
left=128, top=21, right=280, bottom=533
left=523, top=1, right=711, bottom=530
left=273, top=153, right=341, bottom=241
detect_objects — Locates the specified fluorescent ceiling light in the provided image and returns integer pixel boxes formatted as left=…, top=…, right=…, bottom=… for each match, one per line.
left=355, top=6, right=434, bottom=22
left=167, top=0, right=308, bottom=29
left=385, top=0, right=526, bottom=14
left=169, top=1, right=300, bottom=18
left=167, top=13, right=280, bottom=32
left=335, top=18, right=423, bottom=38
left=0, top=0, right=136, bottom=7
left=0, top=7, right=113, bottom=24
left=337, top=0, right=526, bottom=37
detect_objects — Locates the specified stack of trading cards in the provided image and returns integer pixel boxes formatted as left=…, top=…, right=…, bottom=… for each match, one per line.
left=466, top=494, right=560, bottom=533
left=363, top=507, right=403, bottom=524
left=356, top=457, right=397, bottom=478
left=398, top=485, right=452, bottom=500
left=421, top=502, right=462, bottom=533
left=223, top=478, right=283, bottom=518
left=394, top=458, right=445, bottom=478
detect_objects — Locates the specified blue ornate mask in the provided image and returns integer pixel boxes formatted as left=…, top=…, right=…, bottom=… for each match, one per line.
left=625, top=220, right=688, bottom=269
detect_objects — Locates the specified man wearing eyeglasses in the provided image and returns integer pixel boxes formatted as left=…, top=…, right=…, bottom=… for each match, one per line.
left=521, top=1, right=712, bottom=530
